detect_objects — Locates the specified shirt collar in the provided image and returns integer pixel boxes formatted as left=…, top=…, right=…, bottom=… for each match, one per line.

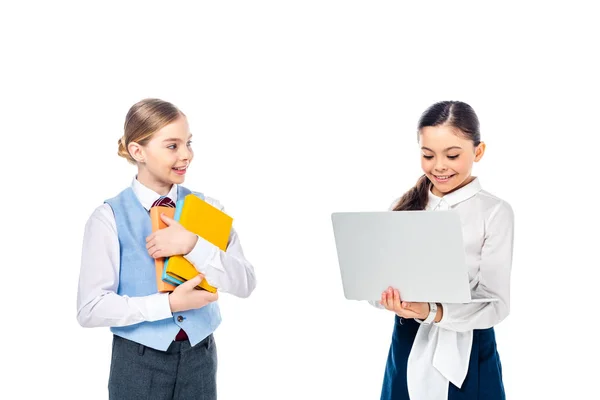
left=131, top=176, right=178, bottom=211
left=427, top=177, right=482, bottom=209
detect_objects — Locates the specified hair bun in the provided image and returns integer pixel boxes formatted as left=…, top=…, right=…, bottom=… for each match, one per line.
left=117, top=136, right=132, bottom=162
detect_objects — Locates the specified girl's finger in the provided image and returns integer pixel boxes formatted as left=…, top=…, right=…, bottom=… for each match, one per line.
left=382, top=292, right=389, bottom=309
left=384, top=292, right=393, bottom=310
left=393, top=289, right=402, bottom=311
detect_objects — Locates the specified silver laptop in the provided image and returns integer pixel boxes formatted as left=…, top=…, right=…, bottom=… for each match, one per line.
left=331, top=210, right=497, bottom=304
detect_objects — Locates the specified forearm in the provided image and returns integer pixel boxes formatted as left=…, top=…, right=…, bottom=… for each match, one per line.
left=76, top=210, right=173, bottom=328
left=434, top=303, right=444, bottom=323
left=207, top=250, right=257, bottom=297
left=77, top=291, right=172, bottom=328
left=435, top=300, right=508, bottom=332
left=185, top=230, right=257, bottom=298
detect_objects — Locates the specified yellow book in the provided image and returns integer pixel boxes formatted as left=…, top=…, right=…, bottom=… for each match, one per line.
left=165, top=193, right=233, bottom=292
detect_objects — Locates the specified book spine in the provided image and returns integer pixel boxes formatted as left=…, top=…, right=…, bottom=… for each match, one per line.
left=174, top=199, right=184, bottom=221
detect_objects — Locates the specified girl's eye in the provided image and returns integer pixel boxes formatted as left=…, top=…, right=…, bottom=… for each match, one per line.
left=447, top=155, right=459, bottom=160
left=167, top=144, right=177, bottom=150
left=423, top=155, right=434, bottom=160
left=187, top=141, right=192, bottom=147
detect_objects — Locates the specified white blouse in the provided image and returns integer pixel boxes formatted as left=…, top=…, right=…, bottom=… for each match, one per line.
left=373, top=177, right=514, bottom=400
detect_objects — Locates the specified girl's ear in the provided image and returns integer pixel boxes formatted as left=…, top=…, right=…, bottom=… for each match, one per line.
left=474, top=142, right=486, bottom=162
left=128, top=142, right=145, bottom=163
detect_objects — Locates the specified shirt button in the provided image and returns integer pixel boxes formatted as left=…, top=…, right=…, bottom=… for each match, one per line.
left=177, top=316, right=183, bottom=322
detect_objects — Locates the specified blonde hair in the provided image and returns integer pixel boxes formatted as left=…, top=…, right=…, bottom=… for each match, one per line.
left=118, top=98, right=185, bottom=164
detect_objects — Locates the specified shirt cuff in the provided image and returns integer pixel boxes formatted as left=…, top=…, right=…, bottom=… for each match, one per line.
left=184, top=235, right=221, bottom=273
left=132, top=293, right=172, bottom=322
left=434, top=303, right=449, bottom=326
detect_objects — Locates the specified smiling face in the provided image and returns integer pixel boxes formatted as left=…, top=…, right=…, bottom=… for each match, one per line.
left=419, top=124, right=485, bottom=197
left=128, top=115, right=194, bottom=195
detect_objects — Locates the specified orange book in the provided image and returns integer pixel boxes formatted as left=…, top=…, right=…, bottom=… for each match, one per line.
left=150, top=206, right=177, bottom=292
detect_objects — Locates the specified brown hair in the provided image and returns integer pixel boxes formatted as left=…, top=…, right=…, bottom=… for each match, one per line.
left=392, top=101, right=481, bottom=211
left=117, top=98, right=184, bottom=164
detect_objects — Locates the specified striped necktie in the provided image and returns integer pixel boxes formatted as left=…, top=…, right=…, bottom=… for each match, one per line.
left=151, top=196, right=176, bottom=208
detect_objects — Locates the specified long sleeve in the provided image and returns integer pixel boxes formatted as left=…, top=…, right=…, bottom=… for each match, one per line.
left=435, top=201, right=514, bottom=332
left=184, top=200, right=257, bottom=298
left=76, top=204, right=172, bottom=328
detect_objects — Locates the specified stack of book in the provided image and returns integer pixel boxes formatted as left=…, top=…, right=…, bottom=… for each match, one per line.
left=150, top=194, right=233, bottom=293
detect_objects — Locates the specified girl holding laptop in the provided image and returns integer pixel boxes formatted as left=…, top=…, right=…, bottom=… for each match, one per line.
left=376, top=101, right=514, bottom=400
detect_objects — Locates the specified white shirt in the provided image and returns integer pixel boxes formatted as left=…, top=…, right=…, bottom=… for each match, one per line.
left=372, top=177, right=514, bottom=400
left=76, top=177, right=257, bottom=328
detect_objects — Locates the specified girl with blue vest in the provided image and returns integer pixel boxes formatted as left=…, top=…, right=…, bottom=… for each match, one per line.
left=77, top=98, right=257, bottom=400
left=373, top=101, right=514, bottom=400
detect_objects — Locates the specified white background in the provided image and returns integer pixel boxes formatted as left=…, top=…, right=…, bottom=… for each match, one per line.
left=1, top=1, right=599, bottom=399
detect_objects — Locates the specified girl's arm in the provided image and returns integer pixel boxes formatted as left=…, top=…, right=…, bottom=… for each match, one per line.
left=183, top=198, right=257, bottom=298
left=435, top=201, right=514, bottom=332
left=76, top=205, right=172, bottom=328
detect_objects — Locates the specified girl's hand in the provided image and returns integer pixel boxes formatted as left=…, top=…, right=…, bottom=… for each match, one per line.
left=146, top=213, right=198, bottom=258
left=380, top=287, right=430, bottom=320
left=169, top=275, right=218, bottom=313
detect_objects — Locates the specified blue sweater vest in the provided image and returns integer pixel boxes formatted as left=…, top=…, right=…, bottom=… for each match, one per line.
left=105, top=185, right=221, bottom=351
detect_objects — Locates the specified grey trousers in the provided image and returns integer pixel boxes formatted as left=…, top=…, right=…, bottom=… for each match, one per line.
left=108, top=334, right=217, bottom=400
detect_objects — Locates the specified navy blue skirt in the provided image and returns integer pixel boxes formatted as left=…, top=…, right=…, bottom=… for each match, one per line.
left=381, top=316, right=505, bottom=400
